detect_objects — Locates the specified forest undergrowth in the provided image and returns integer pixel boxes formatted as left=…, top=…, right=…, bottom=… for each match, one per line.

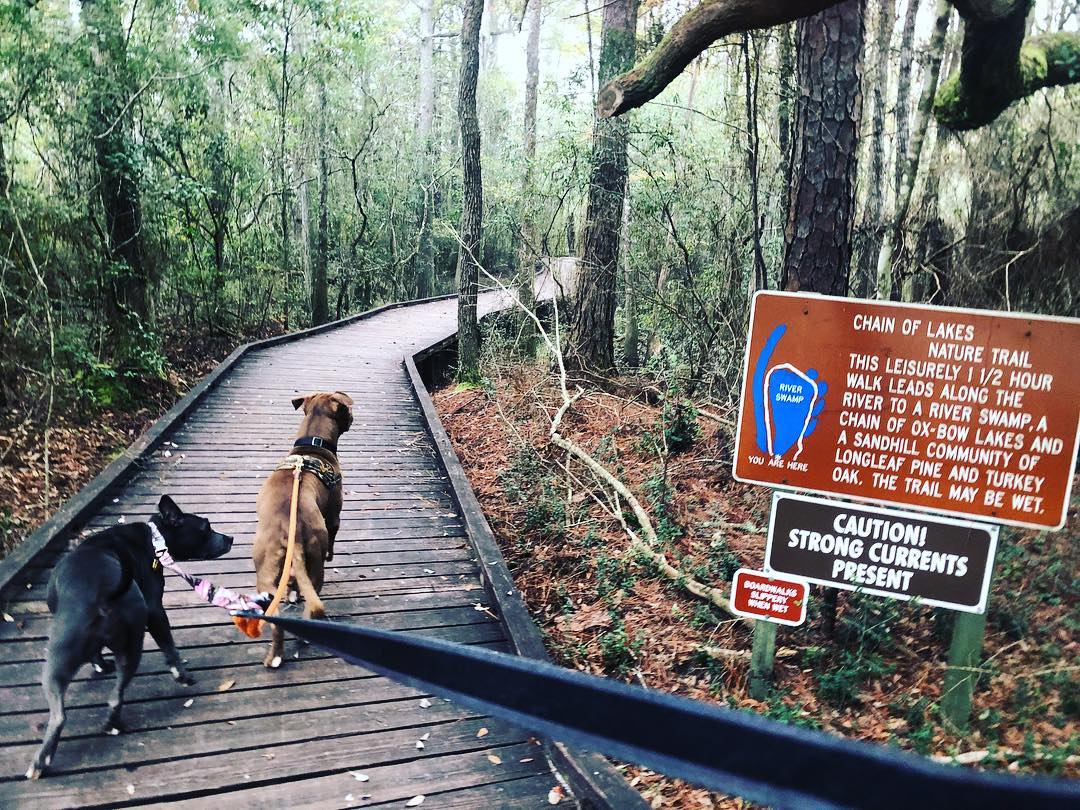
left=0, top=327, right=282, bottom=558
left=434, top=356, right=1079, bottom=808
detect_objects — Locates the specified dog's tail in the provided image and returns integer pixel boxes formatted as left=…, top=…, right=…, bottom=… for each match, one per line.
left=291, top=547, right=326, bottom=620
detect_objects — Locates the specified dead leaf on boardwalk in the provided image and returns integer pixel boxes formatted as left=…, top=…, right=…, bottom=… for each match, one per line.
left=547, top=786, right=565, bottom=805
left=406, top=796, right=425, bottom=807
left=217, top=679, right=235, bottom=692
left=183, top=699, right=194, bottom=708
left=349, top=772, right=369, bottom=782
left=418, top=698, right=432, bottom=708
left=476, top=727, right=488, bottom=738
left=126, top=785, right=135, bottom=795
left=2, top=612, right=13, bottom=623
left=262, top=752, right=275, bottom=760
left=487, top=754, right=502, bottom=765
left=555, top=603, right=611, bottom=634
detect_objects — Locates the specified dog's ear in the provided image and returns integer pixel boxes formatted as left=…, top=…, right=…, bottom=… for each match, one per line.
left=157, top=495, right=184, bottom=526
left=291, top=394, right=311, bottom=411
left=331, top=392, right=354, bottom=431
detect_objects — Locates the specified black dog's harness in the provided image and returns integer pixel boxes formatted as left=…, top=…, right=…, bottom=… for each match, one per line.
left=278, top=438, right=342, bottom=489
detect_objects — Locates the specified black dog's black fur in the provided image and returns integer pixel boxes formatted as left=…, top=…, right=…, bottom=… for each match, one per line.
left=26, top=495, right=233, bottom=780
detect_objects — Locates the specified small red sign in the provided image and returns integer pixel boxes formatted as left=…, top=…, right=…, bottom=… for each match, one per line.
left=730, top=568, right=809, bottom=626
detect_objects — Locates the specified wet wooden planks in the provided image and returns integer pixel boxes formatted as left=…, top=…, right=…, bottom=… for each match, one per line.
left=0, top=291, right=575, bottom=808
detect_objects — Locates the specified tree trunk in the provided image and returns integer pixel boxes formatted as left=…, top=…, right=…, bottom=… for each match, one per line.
left=857, top=0, right=895, bottom=296
left=934, top=1, right=1080, bottom=130
left=567, top=0, right=639, bottom=374
left=278, top=2, right=292, bottom=329
left=584, top=0, right=596, bottom=100
left=876, top=0, right=952, bottom=299
left=894, top=0, right=920, bottom=203
left=416, top=0, right=436, bottom=298
left=781, top=0, right=864, bottom=297
left=83, top=0, right=150, bottom=344
left=312, top=74, right=330, bottom=325
left=456, top=0, right=484, bottom=383
left=619, top=195, right=639, bottom=368
left=777, top=22, right=795, bottom=202
left=516, top=0, right=541, bottom=355
left=742, top=32, right=766, bottom=292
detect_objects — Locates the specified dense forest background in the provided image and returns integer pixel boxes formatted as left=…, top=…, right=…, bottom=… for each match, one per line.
left=1, top=0, right=1078, bottom=539
left=1, top=1, right=1078, bottom=797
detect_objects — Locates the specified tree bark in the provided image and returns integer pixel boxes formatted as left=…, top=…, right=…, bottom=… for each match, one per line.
left=876, top=0, right=952, bottom=299
left=894, top=0, right=920, bottom=202
left=83, top=0, right=150, bottom=341
left=456, top=0, right=484, bottom=383
left=567, top=0, right=639, bottom=374
left=278, top=0, right=292, bottom=329
left=934, top=0, right=1080, bottom=129
left=312, top=74, right=330, bottom=326
left=781, top=0, right=864, bottom=296
left=742, top=32, right=766, bottom=292
left=857, top=0, right=895, bottom=296
left=619, top=195, right=639, bottom=368
left=516, top=0, right=541, bottom=354
left=416, top=0, right=436, bottom=298
left=776, top=22, right=795, bottom=200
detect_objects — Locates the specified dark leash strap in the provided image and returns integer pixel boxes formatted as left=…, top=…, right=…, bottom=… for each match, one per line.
left=249, top=613, right=1080, bottom=810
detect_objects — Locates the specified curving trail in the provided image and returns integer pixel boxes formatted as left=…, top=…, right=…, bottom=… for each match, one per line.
left=0, top=273, right=626, bottom=808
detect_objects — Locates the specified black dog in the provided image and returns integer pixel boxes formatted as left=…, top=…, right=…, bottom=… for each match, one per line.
left=26, top=495, right=233, bottom=780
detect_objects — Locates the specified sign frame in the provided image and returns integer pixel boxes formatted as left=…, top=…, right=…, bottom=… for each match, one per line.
left=732, top=290, right=1080, bottom=531
left=730, top=567, right=810, bottom=627
left=764, top=492, right=999, bottom=614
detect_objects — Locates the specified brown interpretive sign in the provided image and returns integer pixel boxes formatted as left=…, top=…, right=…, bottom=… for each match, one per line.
left=733, top=291, right=1080, bottom=529
left=766, top=493, right=998, bottom=614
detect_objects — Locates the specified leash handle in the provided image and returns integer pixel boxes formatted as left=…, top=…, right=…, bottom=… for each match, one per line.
left=259, top=459, right=304, bottom=632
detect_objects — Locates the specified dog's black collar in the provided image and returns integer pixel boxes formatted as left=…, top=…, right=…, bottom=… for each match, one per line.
left=294, top=436, right=337, bottom=454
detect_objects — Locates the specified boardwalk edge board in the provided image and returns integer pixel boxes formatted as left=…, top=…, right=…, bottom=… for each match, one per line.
left=0, top=293, right=456, bottom=598
left=405, top=344, right=649, bottom=810
left=0, top=282, right=643, bottom=809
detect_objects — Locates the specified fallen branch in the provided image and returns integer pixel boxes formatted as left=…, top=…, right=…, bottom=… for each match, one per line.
left=445, top=235, right=745, bottom=622
left=932, top=748, right=1080, bottom=766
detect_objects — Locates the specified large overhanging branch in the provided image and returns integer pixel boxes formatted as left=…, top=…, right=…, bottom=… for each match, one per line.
left=595, top=0, right=842, bottom=119
left=598, top=0, right=1080, bottom=131
left=933, top=0, right=1080, bottom=130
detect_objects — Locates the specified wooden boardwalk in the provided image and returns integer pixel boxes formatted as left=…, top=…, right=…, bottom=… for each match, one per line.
left=0, top=281, right=616, bottom=808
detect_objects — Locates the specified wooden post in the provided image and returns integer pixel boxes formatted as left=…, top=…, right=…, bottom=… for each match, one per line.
left=940, top=610, right=987, bottom=732
left=749, top=620, right=778, bottom=700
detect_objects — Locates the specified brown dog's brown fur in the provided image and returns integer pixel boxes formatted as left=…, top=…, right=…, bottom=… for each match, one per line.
left=252, top=391, right=353, bottom=668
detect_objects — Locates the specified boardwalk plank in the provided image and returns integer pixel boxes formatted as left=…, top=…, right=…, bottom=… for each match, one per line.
left=0, top=287, right=600, bottom=808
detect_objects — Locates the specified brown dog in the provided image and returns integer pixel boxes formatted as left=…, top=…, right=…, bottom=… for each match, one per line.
left=253, top=391, right=353, bottom=668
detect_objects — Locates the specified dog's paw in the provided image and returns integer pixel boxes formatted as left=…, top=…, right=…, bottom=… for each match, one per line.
left=267, top=655, right=282, bottom=669
left=325, top=550, right=334, bottom=561
left=102, top=720, right=125, bottom=736
left=25, top=758, right=47, bottom=780
left=171, top=668, right=196, bottom=686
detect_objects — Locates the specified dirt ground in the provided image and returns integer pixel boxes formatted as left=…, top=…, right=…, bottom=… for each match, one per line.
left=0, top=330, right=268, bottom=559
left=434, top=361, right=1078, bottom=808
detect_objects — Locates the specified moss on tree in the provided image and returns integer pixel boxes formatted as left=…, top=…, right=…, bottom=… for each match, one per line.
left=934, top=9, right=1080, bottom=131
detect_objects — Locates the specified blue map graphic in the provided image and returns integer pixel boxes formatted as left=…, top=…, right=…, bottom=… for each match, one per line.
left=752, top=324, right=826, bottom=459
